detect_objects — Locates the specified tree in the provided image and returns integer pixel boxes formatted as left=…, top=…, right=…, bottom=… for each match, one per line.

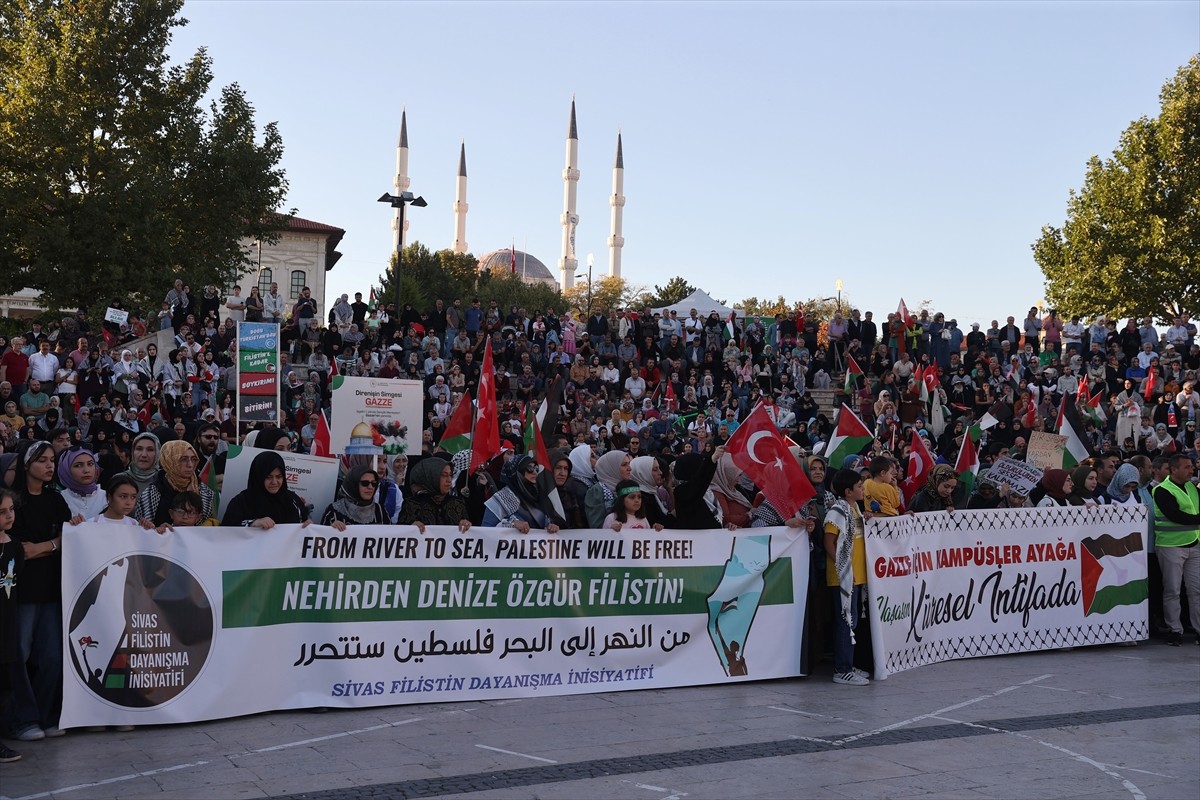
left=0, top=0, right=289, bottom=315
left=643, top=276, right=695, bottom=307
left=737, top=296, right=792, bottom=316
left=562, top=276, right=644, bottom=316
left=1032, top=56, right=1199, bottom=321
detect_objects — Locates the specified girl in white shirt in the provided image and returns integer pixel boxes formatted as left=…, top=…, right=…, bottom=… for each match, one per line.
left=85, top=474, right=142, bottom=526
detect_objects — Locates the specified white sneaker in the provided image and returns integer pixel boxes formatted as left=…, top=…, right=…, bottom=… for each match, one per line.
left=832, top=671, right=870, bottom=686
left=852, top=667, right=870, bottom=679
left=43, top=726, right=65, bottom=738
left=14, top=727, right=44, bottom=742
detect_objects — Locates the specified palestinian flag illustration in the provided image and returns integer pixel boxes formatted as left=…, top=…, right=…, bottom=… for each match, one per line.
left=1080, top=532, right=1148, bottom=616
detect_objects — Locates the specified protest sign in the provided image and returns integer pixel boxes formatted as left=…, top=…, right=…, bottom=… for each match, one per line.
left=103, top=307, right=129, bottom=325
left=1026, top=431, right=1068, bottom=469
left=61, top=525, right=809, bottom=727
left=328, top=376, right=423, bottom=455
left=986, top=457, right=1043, bottom=496
left=865, top=505, right=1148, bottom=680
left=237, top=322, right=280, bottom=423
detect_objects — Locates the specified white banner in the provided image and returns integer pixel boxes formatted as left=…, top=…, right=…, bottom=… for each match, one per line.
left=865, top=505, right=1149, bottom=679
left=328, top=376, right=424, bottom=456
left=62, top=525, right=808, bottom=727
left=217, top=444, right=341, bottom=521
left=103, top=307, right=129, bottom=325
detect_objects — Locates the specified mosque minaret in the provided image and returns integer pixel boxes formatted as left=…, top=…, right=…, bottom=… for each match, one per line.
left=558, top=98, right=580, bottom=290
left=392, top=109, right=411, bottom=251
left=452, top=141, right=468, bottom=255
left=608, top=132, right=624, bottom=279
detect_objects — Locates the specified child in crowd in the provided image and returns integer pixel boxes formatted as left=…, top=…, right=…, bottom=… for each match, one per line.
left=157, top=491, right=213, bottom=534
left=825, top=468, right=871, bottom=686
left=86, top=474, right=141, bottom=526
left=604, top=480, right=652, bottom=532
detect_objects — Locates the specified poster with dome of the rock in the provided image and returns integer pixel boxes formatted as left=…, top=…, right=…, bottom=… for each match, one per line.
left=328, top=376, right=424, bottom=455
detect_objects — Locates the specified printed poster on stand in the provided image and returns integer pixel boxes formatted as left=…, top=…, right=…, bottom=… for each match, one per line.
left=328, top=376, right=423, bottom=456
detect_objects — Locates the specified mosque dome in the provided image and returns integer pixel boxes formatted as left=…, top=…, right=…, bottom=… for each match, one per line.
left=476, top=249, right=558, bottom=287
left=350, top=421, right=373, bottom=439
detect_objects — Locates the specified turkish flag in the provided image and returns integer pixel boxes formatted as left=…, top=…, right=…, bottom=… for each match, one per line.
left=726, top=401, right=814, bottom=519
left=901, top=428, right=935, bottom=506
left=471, top=338, right=502, bottom=471
left=311, top=410, right=331, bottom=457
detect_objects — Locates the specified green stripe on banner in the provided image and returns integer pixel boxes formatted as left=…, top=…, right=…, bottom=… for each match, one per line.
left=222, top=561, right=795, bottom=628
left=1086, top=578, right=1148, bottom=616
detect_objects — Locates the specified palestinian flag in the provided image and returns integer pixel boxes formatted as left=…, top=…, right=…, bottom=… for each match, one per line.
left=844, top=354, right=863, bottom=395
left=523, top=402, right=551, bottom=470
left=725, top=311, right=738, bottom=343
left=1080, top=532, right=1148, bottom=616
left=440, top=389, right=473, bottom=454
left=978, top=401, right=1012, bottom=431
left=1083, top=392, right=1107, bottom=426
left=953, top=429, right=979, bottom=498
left=1055, top=393, right=1094, bottom=469
left=824, top=406, right=873, bottom=469
left=199, top=456, right=220, bottom=509
left=368, top=287, right=377, bottom=312
left=537, top=375, right=563, bottom=442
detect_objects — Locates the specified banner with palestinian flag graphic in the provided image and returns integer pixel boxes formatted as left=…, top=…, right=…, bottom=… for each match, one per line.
left=864, top=503, right=1149, bottom=679
left=1080, top=532, right=1148, bottom=616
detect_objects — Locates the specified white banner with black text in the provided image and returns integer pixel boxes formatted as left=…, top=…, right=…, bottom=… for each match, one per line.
left=61, top=524, right=808, bottom=727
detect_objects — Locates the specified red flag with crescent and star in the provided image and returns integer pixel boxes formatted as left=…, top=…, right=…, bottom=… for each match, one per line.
left=471, top=338, right=502, bottom=471
left=726, top=401, right=815, bottom=519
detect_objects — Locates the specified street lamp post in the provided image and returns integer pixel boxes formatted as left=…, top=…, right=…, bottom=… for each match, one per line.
left=576, top=253, right=595, bottom=319
left=377, top=191, right=427, bottom=312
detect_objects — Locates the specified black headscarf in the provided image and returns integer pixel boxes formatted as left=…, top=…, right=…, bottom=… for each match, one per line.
left=254, top=427, right=291, bottom=452
left=332, top=464, right=381, bottom=525
left=242, top=451, right=305, bottom=523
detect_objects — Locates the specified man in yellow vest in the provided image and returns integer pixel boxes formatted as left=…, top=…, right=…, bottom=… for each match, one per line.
left=1151, top=454, right=1200, bottom=646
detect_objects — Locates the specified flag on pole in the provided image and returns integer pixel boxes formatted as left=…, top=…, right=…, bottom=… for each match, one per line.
left=978, top=401, right=1013, bottom=431
left=901, top=429, right=935, bottom=506
left=844, top=355, right=863, bottom=395
left=1077, top=379, right=1090, bottom=407
left=954, top=429, right=979, bottom=498
left=329, top=354, right=339, bottom=378
left=1056, top=393, right=1094, bottom=469
left=824, top=406, right=874, bottom=469
left=511, top=241, right=517, bottom=274
left=471, top=338, right=502, bottom=471
left=536, top=375, right=563, bottom=443
left=309, top=410, right=331, bottom=458
left=440, top=390, right=474, bottom=454
left=1143, top=366, right=1156, bottom=401
left=727, top=401, right=815, bottom=519
left=665, top=380, right=677, bottom=412
left=199, top=456, right=221, bottom=509
left=897, top=298, right=915, bottom=327
left=725, top=311, right=738, bottom=343
left=1084, top=392, right=1108, bottom=425
left=368, top=287, right=377, bottom=312
left=523, top=402, right=551, bottom=471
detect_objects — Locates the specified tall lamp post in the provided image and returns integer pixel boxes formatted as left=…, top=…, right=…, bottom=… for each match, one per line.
left=575, top=253, right=595, bottom=319
left=377, top=191, right=427, bottom=312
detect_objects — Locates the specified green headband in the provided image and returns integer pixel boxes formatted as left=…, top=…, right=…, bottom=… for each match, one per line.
left=617, top=486, right=642, bottom=498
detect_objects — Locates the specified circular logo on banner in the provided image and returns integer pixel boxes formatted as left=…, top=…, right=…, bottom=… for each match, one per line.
left=68, top=554, right=213, bottom=708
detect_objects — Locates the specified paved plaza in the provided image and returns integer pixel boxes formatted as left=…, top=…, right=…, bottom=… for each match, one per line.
left=2, top=641, right=1197, bottom=800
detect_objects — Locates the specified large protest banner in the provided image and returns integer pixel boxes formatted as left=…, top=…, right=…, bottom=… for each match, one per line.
left=865, top=505, right=1149, bottom=680
left=237, top=322, right=281, bottom=423
left=61, top=525, right=808, bottom=727
left=328, top=376, right=423, bottom=455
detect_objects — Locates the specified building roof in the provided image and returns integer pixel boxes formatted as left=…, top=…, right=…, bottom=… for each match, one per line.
left=476, top=249, right=557, bottom=284
left=270, top=213, right=346, bottom=270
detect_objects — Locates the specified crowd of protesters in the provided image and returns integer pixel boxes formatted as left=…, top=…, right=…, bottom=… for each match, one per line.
left=0, top=282, right=1196, bottom=758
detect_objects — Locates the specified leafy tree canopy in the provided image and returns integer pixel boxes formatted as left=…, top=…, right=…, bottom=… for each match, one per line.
left=562, top=276, right=645, bottom=316
left=0, top=0, right=290, bottom=315
left=1032, top=56, right=1199, bottom=322
left=642, top=276, right=695, bottom=308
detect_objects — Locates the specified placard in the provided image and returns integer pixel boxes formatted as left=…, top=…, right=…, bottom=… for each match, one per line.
left=104, top=307, right=129, bottom=325
left=986, top=456, right=1044, bottom=495
left=328, top=376, right=423, bottom=455
left=217, top=444, right=340, bottom=522
left=1026, top=431, right=1067, bottom=469
left=237, top=322, right=280, bottom=423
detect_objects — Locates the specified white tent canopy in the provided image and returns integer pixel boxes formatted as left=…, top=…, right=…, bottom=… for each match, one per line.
left=651, top=289, right=736, bottom=318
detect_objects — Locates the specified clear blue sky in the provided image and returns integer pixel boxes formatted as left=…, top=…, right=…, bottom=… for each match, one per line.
left=170, top=0, right=1198, bottom=324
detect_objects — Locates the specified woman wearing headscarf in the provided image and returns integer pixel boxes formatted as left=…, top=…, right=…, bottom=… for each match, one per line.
left=322, top=464, right=388, bottom=529
left=1106, top=463, right=1142, bottom=506
left=253, top=426, right=293, bottom=453
left=57, top=447, right=106, bottom=522
left=543, top=448, right=586, bottom=529
left=133, top=440, right=217, bottom=525
left=672, top=446, right=735, bottom=530
left=1066, top=465, right=1098, bottom=506
left=481, top=455, right=554, bottom=532
left=376, top=453, right=408, bottom=523
left=909, top=464, right=960, bottom=513
left=584, top=450, right=632, bottom=528
left=398, top=456, right=472, bottom=533
left=629, top=456, right=671, bottom=529
left=9, top=440, right=71, bottom=739
left=710, top=453, right=754, bottom=528
left=127, top=432, right=161, bottom=495
left=222, top=451, right=309, bottom=528
left=1034, top=468, right=1074, bottom=507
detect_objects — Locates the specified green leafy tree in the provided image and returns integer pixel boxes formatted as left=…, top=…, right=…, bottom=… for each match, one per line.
left=1033, top=56, right=1199, bottom=321
left=737, top=296, right=792, bottom=316
left=476, top=272, right=565, bottom=315
left=644, top=276, right=696, bottom=307
left=0, top=0, right=289, bottom=314
left=563, top=276, right=644, bottom=316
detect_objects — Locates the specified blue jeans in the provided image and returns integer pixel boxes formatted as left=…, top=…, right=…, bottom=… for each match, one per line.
left=7, top=601, right=62, bottom=732
left=443, top=328, right=458, bottom=358
left=834, top=585, right=861, bottom=675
